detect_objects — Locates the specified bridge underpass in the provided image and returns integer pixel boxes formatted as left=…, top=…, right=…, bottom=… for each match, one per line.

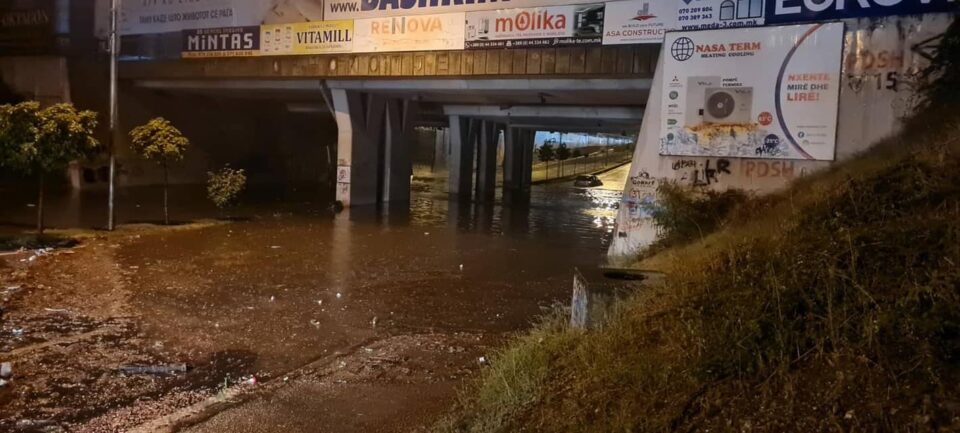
left=128, top=76, right=649, bottom=207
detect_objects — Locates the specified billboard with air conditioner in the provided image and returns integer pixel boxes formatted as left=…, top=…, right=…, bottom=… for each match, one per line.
left=660, top=23, right=843, bottom=161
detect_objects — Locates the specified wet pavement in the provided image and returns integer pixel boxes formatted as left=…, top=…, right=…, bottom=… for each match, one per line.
left=0, top=164, right=629, bottom=432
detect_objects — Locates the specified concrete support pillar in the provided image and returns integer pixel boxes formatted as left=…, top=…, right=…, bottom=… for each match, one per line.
left=383, top=99, right=418, bottom=203
left=332, top=89, right=385, bottom=207
left=433, top=127, right=450, bottom=173
left=503, top=127, right=534, bottom=197
left=447, top=115, right=477, bottom=199
left=475, top=121, right=498, bottom=202
left=519, top=129, right=534, bottom=188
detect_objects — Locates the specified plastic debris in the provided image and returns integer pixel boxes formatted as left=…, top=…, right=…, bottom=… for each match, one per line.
left=11, top=328, right=24, bottom=337
left=459, top=264, right=464, bottom=271
left=478, top=356, right=487, bottom=365
left=370, top=316, right=378, bottom=328
left=241, top=375, right=258, bottom=386
left=269, top=295, right=275, bottom=302
left=270, top=245, right=281, bottom=249
left=317, top=300, right=323, bottom=306
left=1, top=362, right=12, bottom=379
left=119, top=363, right=189, bottom=375
left=336, top=292, right=342, bottom=299
left=310, top=319, right=320, bottom=328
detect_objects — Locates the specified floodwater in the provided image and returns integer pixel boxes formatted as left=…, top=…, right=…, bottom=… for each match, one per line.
left=1, top=164, right=630, bottom=432
left=121, top=165, right=629, bottom=373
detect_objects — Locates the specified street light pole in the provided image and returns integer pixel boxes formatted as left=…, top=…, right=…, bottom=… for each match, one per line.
left=107, top=0, right=121, bottom=230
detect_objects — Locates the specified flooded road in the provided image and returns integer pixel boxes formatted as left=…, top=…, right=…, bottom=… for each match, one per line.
left=0, top=164, right=629, bottom=432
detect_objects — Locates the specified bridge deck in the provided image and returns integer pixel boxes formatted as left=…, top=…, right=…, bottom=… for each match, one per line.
left=121, top=45, right=660, bottom=80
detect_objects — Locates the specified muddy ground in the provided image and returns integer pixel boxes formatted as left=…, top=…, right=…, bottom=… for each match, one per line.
left=0, top=169, right=627, bottom=432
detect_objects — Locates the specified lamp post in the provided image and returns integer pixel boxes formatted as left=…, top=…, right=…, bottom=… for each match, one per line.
left=107, top=0, right=121, bottom=230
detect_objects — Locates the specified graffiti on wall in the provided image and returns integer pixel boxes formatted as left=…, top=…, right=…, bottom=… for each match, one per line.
left=623, top=169, right=657, bottom=230
left=741, top=160, right=796, bottom=179
left=671, top=158, right=732, bottom=187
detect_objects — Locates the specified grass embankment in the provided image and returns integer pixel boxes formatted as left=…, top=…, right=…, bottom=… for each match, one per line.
left=438, top=106, right=960, bottom=432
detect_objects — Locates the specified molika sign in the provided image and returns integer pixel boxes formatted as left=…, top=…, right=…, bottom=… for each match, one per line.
left=464, top=3, right=604, bottom=49
left=765, top=0, right=956, bottom=23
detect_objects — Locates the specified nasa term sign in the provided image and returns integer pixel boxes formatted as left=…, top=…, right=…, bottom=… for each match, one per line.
left=660, top=23, right=843, bottom=161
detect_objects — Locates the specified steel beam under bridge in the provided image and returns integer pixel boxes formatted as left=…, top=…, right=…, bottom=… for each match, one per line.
left=441, top=105, right=643, bottom=132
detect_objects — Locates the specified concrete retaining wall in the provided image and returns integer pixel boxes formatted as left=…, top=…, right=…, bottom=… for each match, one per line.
left=607, top=13, right=956, bottom=262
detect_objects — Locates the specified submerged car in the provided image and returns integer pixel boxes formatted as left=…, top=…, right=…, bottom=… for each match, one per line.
left=574, top=175, right=603, bottom=187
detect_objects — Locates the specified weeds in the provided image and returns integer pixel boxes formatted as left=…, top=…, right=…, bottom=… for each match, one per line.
left=439, top=101, right=960, bottom=433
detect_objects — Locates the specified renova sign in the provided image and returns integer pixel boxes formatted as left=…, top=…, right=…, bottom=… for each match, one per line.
left=766, top=0, right=956, bottom=23
left=353, top=12, right=466, bottom=52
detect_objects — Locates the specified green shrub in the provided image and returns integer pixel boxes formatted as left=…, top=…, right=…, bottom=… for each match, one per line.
left=644, top=181, right=751, bottom=253
left=206, top=166, right=246, bottom=209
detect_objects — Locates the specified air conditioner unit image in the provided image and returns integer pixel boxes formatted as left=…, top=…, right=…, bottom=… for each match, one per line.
left=702, top=87, right=753, bottom=124
left=684, top=76, right=721, bottom=127
left=467, top=18, right=491, bottom=40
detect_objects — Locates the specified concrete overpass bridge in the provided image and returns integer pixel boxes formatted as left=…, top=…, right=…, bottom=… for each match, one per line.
left=119, top=44, right=657, bottom=206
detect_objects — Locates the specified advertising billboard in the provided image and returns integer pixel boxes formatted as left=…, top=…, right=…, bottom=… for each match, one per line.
left=0, top=0, right=54, bottom=54
left=182, top=26, right=261, bottom=58
left=465, top=4, right=604, bottom=49
left=261, top=20, right=353, bottom=55
left=659, top=23, right=844, bottom=161
left=602, top=0, right=673, bottom=44
left=121, top=0, right=327, bottom=35
left=324, top=0, right=596, bottom=20
left=353, top=12, right=465, bottom=52
left=674, top=0, right=765, bottom=30
left=766, top=0, right=956, bottom=24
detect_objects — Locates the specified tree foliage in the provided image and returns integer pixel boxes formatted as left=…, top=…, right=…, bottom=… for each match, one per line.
left=0, top=102, right=99, bottom=173
left=129, top=117, right=190, bottom=225
left=207, top=166, right=247, bottom=209
left=0, top=102, right=100, bottom=233
left=914, top=18, right=960, bottom=117
left=129, top=117, right=189, bottom=164
left=537, top=142, right=556, bottom=162
left=556, top=142, right=571, bottom=161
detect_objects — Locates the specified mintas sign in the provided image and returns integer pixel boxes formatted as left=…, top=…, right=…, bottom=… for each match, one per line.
left=766, top=0, right=956, bottom=23
left=182, top=26, right=260, bottom=58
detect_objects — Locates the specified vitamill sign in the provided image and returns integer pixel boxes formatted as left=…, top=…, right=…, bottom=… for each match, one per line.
left=659, top=23, right=843, bottom=161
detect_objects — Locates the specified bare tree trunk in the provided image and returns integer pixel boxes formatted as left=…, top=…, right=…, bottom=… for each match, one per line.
left=163, top=163, right=169, bottom=225
left=37, top=172, right=45, bottom=234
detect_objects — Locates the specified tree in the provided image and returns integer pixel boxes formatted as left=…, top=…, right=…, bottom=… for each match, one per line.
left=556, top=142, right=571, bottom=177
left=914, top=18, right=959, bottom=121
left=538, top=142, right=556, bottom=163
left=572, top=148, right=583, bottom=158
left=129, top=117, right=189, bottom=225
left=0, top=102, right=100, bottom=233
